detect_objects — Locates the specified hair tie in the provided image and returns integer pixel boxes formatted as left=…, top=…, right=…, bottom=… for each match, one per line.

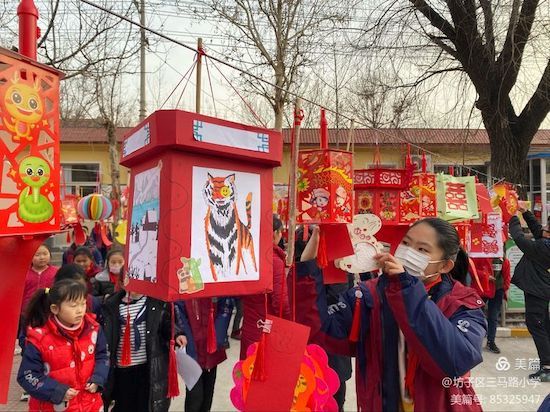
left=45, top=288, right=50, bottom=294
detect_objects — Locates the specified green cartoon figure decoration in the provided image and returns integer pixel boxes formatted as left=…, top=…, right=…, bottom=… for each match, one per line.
left=177, top=257, right=204, bottom=294
left=17, top=156, right=54, bottom=223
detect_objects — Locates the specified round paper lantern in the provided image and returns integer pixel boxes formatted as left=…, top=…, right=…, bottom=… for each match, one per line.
left=77, top=194, right=113, bottom=221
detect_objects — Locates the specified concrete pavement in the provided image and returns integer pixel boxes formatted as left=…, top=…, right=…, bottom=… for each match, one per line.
left=2, top=337, right=548, bottom=411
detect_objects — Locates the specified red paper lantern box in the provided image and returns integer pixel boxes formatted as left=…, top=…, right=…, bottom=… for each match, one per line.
left=120, top=110, right=282, bottom=301
left=399, top=173, right=437, bottom=223
left=354, top=167, right=412, bottom=225
left=0, top=48, right=63, bottom=236
left=296, top=149, right=353, bottom=224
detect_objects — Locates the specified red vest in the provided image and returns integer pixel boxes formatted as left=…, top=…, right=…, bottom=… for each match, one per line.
left=26, top=314, right=103, bottom=412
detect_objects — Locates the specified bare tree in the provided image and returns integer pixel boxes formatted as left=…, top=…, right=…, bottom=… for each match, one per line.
left=359, top=0, right=550, bottom=185
left=189, top=0, right=357, bottom=130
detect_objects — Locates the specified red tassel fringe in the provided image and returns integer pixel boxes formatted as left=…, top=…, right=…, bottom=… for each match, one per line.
left=120, top=303, right=132, bottom=366
left=349, top=290, right=362, bottom=342
left=206, top=301, right=217, bottom=354
left=167, top=339, right=180, bottom=397
left=317, top=229, right=328, bottom=268
left=167, top=303, right=179, bottom=397
left=252, top=332, right=267, bottom=381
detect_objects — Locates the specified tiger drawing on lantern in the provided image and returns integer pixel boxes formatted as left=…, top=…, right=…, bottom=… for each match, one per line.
left=203, top=173, right=257, bottom=281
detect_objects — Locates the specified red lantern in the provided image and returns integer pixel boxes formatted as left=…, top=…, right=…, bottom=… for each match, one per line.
left=120, top=110, right=282, bottom=301
left=354, top=154, right=413, bottom=225
left=296, top=110, right=353, bottom=224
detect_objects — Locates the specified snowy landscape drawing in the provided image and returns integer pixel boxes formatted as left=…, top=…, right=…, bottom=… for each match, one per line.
left=128, top=165, right=160, bottom=283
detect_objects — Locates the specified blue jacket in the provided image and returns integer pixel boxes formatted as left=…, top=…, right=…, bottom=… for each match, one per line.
left=296, top=261, right=486, bottom=411
left=174, top=297, right=233, bottom=370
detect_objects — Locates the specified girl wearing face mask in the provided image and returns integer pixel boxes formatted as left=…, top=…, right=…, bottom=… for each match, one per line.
left=93, top=248, right=125, bottom=298
left=295, top=217, right=486, bottom=412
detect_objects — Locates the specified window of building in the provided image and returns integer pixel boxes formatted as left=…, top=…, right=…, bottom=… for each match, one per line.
left=61, top=163, right=100, bottom=197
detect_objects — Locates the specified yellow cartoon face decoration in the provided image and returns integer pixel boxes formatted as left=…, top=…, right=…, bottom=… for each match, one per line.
left=1, top=73, right=44, bottom=141
left=17, top=156, right=54, bottom=223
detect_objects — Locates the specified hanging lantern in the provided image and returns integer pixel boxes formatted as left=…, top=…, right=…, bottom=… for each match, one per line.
left=354, top=146, right=413, bottom=225
left=77, top=193, right=113, bottom=221
left=436, top=174, right=479, bottom=222
left=296, top=109, right=353, bottom=224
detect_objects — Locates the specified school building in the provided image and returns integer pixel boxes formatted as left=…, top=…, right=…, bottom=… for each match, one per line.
left=60, top=119, right=550, bottom=195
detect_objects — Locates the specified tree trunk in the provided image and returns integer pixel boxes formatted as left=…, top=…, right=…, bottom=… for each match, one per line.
left=106, top=119, right=122, bottom=222
left=483, top=110, right=531, bottom=191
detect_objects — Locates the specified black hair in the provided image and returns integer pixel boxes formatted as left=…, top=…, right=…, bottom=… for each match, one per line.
left=25, top=279, right=87, bottom=328
left=294, top=225, right=310, bottom=262
left=54, top=264, right=87, bottom=284
left=74, top=246, right=94, bottom=261
left=34, top=243, right=52, bottom=256
left=411, top=218, right=468, bottom=284
left=273, top=215, right=283, bottom=232
left=106, top=247, right=124, bottom=264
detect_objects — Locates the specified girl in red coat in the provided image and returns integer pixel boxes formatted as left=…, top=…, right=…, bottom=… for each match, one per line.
left=240, top=215, right=291, bottom=359
left=17, top=279, right=109, bottom=412
left=21, top=244, right=59, bottom=315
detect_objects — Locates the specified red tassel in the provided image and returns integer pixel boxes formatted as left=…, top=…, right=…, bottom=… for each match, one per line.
left=252, top=332, right=267, bottom=381
left=349, top=289, right=362, bottom=342
left=303, top=224, right=309, bottom=242
left=317, top=228, right=328, bottom=268
left=66, top=230, right=71, bottom=244
left=167, top=303, right=180, bottom=398
left=120, top=302, right=132, bottom=366
left=206, top=301, right=217, bottom=354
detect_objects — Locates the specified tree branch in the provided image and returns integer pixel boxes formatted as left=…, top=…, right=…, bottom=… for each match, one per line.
left=479, top=0, right=496, bottom=60
left=497, top=0, right=539, bottom=95
left=410, top=0, right=456, bottom=41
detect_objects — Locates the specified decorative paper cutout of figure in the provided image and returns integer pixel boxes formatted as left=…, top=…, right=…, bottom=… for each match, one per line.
left=336, top=214, right=383, bottom=273
left=17, top=156, right=53, bottom=223
left=177, top=257, right=204, bottom=294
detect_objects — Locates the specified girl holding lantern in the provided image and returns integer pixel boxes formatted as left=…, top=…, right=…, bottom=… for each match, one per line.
left=295, top=218, right=486, bottom=411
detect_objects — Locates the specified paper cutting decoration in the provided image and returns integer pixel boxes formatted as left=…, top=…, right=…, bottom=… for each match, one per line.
left=336, top=214, right=383, bottom=273
left=470, top=213, right=504, bottom=258
left=400, top=173, right=437, bottom=223
left=0, top=48, right=63, bottom=235
left=191, top=167, right=260, bottom=283
left=127, top=164, right=160, bottom=283
left=121, top=110, right=281, bottom=301
left=436, top=174, right=479, bottom=222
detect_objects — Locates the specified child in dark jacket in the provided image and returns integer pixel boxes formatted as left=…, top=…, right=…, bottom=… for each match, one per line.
left=296, top=218, right=486, bottom=412
left=92, top=247, right=124, bottom=298
left=101, top=288, right=186, bottom=412
left=509, top=207, right=550, bottom=381
left=17, top=279, right=109, bottom=412
left=73, top=246, right=102, bottom=293
left=174, top=297, right=233, bottom=412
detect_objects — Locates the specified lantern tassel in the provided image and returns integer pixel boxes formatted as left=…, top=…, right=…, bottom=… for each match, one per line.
left=73, top=222, right=86, bottom=246
left=167, top=303, right=180, bottom=398
left=206, top=301, right=217, bottom=354
left=120, top=302, right=132, bottom=366
left=349, top=289, right=363, bottom=342
left=303, top=224, right=309, bottom=242
left=252, top=319, right=272, bottom=382
left=317, top=227, right=328, bottom=268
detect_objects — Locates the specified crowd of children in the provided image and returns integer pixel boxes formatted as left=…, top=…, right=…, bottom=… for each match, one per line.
left=15, top=212, right=550, bottom=412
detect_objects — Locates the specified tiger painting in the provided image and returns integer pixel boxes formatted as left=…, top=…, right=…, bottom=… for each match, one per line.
left=203, top=173, right=257, bottom=281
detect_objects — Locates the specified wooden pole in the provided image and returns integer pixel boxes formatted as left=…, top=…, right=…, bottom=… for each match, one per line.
left=346, top=119, right=355, bottom=152
left=196, top=38, right=203, bottom=114
left=138, top=0, right=146, bottom=121
left=286, top=98, right=303, bottom=267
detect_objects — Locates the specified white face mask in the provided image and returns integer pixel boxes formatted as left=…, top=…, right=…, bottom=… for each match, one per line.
left=394, top=244, right=444, bottom=279
left=110, top=265, right=123, bottom=275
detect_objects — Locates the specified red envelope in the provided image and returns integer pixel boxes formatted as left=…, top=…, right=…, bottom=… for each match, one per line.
left=245, top=316, right=311, bottom=411
left=323, top=261, right=348, bottom=284
left=0, top=234, right=49, bottom=403
left=320, top=224, right=354, bottom=261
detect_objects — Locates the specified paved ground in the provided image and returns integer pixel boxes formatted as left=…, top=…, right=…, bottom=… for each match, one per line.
left=2, top=337, right=548, bottom=411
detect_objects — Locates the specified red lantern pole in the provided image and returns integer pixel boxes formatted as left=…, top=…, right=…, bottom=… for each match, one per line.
left=17, top=0, right=39, bottom=60
left=320, top=108, right=328, bottom=149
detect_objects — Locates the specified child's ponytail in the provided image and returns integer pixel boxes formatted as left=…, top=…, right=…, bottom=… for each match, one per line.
left=25, top=289, right=50, bottom=328
left=24, top=279, right=87, bottom=328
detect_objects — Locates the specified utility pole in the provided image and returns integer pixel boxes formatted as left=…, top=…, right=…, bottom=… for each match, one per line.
left=195, top=38, right=203, bottom=113
left=137, top=0, right=146, bottom=121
